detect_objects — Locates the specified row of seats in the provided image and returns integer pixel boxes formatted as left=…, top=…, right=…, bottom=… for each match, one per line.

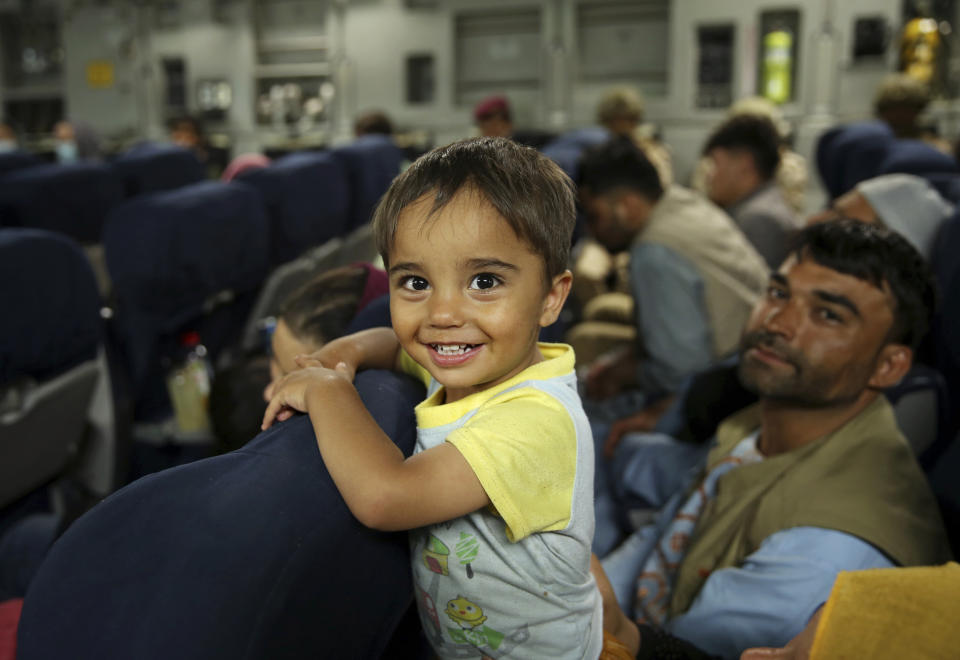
left=1, top=135, right=404, bottom=509
left=816, top=120, right=960, bottom=204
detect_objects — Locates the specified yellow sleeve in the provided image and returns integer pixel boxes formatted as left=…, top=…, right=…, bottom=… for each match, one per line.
left=397, top=349, right=432, bottom=388
left=447, top=388, right=577, bottom=542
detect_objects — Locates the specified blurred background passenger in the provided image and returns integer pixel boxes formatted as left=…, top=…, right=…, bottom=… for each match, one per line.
left=52, top=120, right=102, bottom=163
left=702, top=114, right=801, bottom=268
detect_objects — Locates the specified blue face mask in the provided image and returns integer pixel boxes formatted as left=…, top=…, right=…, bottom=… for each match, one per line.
left=56, top=140, right=78, bottom=163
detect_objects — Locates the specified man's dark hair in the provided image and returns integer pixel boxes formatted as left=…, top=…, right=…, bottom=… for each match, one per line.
left=372, top=137, right=576, bottom=280
left=354, top=111, right=393, bottom=136
left=703, top=115, right=782, bottom=181
left=790, top=219, right=938, bottom=350
left=577, top=137, right=664, bottom=202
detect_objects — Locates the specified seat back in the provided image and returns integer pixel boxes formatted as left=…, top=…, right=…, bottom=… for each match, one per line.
left=885, top=363, right=952, bottom=469
left=0, top=228, right=104, bottom=507
left=929, top=211, right=960, bottom=434
left=238, top=237, right=344, bottom=353
left=879, top=139, right=960, bottom=180
left=331, top=135, right=405, bottom=231
left=0, top=151, right=41, bottom=178
left=17, top=370, right=424, bottom=660
left=103, top=181, right=270, bottom=420
left=0, top=162, right=123, bottom=244
left=237, top=150, right=350, bottom=265
left=814, top=121, right=894, bottom=200
left=111, top=142, right=206, bottom=198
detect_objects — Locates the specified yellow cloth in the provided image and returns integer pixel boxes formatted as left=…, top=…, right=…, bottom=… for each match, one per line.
left=399, top=343, right=579, bottom=542
left=811, top=562, right=960, bottom=660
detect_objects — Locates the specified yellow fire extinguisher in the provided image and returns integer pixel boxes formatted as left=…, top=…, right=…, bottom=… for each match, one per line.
left=762, top=29, right=793, bottom=104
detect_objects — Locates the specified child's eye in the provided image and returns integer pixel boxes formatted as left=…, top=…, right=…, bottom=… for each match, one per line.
left=469, top=273, right=501, bottom=290
left=401, top=276, right=430, bottom=291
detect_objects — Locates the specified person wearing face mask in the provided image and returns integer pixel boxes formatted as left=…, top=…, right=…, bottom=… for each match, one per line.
left=53, top=120, right=102, bottom=163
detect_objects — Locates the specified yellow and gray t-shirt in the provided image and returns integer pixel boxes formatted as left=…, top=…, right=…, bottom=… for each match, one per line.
left=400, top=343, right=603, bottom=659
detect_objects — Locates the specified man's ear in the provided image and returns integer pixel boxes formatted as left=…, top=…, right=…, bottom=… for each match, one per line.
left=868, top=343, right=913, bottom=389
left=540, top=269, right=573, bottom=327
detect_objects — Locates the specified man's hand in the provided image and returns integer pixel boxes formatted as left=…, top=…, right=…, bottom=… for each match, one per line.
left=603, top=395, right=676, bottom=457
left=739, top=606, right=822, bottom=660
left=261, top=362, right=353, bottom=430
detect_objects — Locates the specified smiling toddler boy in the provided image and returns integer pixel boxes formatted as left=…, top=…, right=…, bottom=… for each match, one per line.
left=262, top=137, right=608, bottom=658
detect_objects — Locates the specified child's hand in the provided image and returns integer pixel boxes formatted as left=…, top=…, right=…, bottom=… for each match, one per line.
left=261, top=362, right=353, bottom=430
left=292, top=336, right=363, bottom=381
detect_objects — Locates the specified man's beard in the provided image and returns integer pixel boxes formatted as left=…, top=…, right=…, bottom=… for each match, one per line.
left=737, top=330, right=862, bottom=408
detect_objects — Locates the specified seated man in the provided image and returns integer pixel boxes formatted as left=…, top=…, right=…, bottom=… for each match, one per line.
left=597, top=220, right=951, bottom=659
left=808, top=172, right=954, bottom=263
left=703, top=114, right=801, bottom=269
left=574, top=138, right=768, bottom=423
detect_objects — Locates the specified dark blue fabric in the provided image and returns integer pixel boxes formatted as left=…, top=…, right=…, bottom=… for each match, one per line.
left=346, top=293, right=392, bottom=333
left=835, top=121, right=895, bottom=198
left=879, top=139, right=960, bottom=179
left=814, top=126, right=845, bottom=200
left=237, top=151, right=349, bottom=265
left=331, top=135, right=405, bottom=231
left=0, top=162, right=123, bottom=244
left=0, top=151, right=41, bottom=178
left=542, top=127, right=610, bottom=155
left=103, top=181, right=271, bottom=419
left=814, top=122, right=894, bottom=201
left=0, top=229, right=101, bottom=385
left=930, top=211, right=960, bottom=433
left=111, top=142, right=206, bottom=198
left=17, top=369, right=424, bottom=660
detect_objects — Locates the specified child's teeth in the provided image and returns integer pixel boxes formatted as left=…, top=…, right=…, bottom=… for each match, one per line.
left=436, top=344, right=471, bottom=355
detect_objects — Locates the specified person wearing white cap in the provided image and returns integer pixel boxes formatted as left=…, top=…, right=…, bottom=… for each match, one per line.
left=807, top=173, right=954, bottom=262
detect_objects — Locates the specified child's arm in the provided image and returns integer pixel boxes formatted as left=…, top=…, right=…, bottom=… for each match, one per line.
left=293, top=327, right=404, bottom=378
left=261, top=363, right=490, bottom=531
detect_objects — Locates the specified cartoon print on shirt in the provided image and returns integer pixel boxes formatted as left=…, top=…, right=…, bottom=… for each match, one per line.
left=455, top=531, right=480, bottom=578
left=445, top=595, right=487, bottom=629
left=423, top=534, right=450, bottom=576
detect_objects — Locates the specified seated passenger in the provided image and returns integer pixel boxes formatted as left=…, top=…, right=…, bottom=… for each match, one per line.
left=209, top=263, right=388, bottom=451
left=471, top=95, right=554, bottom=150
left=808, top=172, right=954, bottom=262
left=691, top=97, right=808, bottom=214
left=263, top=137, right=612, bottom=657
left=597, top=220, right=951, bottom=659
left=573, top=139, right=768, bottom=427
left=703, top=114, right=801, bottom=269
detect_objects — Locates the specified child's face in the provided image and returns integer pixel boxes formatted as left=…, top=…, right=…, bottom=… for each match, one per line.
left=388, top=190, right=570, bottom=403
left=266, top=319, right=319, bottom=394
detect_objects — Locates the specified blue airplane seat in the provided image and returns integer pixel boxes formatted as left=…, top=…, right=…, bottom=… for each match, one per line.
left=0, top=229, right=104, bottom=511
left=331, top=134, right=406, bottom=231
left=929, top=210, right=960, bottom=431
left=103, top=181, right=270, bottom=421
left=879, top=139, right=960, bottom=181
left=0, top=162, right=123, bottom=244
left=0, top=151, right=41, bottom=178
left=0, top=228, right=101, bottom=386
left=814, top=125, right=845, bottom=201
left=236, top=150, right=350, bottom=266
left=111, top=142, right=206, bottom=198
left=16, top=369, right=425, bottom=660
left=835, top=121, right=896, bottom=198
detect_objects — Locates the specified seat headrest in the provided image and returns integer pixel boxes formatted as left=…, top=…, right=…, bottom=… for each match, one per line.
left=0, top=228, right=101, bottom=384
left=103, top=181, right=270, bottom=318
left=0, top=162, right=123, bottom=244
